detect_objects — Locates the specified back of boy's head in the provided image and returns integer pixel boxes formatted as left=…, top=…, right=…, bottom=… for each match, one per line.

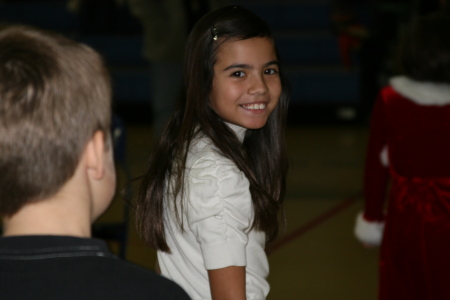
left=398, top=13, right=450, bottom=83
left=0, top=25, right=112, bottom=217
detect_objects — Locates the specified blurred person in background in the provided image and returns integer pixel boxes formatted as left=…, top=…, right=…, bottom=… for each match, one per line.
left=354, top=11, right=450, bottom=300
left=127, top=0, right=228, bottom=136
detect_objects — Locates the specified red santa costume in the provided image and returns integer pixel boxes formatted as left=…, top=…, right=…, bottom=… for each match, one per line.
left=354, top=76, right=450, bottom=300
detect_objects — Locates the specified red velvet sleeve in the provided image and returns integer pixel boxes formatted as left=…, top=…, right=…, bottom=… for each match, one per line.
left=363, top=90, right=390, bottom=221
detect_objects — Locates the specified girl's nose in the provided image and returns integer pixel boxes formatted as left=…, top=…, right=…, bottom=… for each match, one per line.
left=248, top=74, right=269, bottom=95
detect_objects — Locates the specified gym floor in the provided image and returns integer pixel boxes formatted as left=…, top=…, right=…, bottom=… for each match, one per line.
left=97, top=121, right=380, bottom=300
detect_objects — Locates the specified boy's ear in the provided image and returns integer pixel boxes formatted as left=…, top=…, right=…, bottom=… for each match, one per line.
left=85, top=130, right=106, bottom=180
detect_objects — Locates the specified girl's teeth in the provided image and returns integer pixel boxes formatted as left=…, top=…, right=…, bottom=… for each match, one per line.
left=243, top=103, right=266, bottom=110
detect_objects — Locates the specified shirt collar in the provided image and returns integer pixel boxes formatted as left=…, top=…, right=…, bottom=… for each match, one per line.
left=225, top=122, right=247, bottom=143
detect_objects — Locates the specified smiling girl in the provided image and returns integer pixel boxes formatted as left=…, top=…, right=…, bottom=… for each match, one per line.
left=135, top=6, right=289, bottom=300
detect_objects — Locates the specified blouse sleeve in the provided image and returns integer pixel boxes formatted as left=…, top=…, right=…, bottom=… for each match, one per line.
left=186, top=154, right=253, bottom=270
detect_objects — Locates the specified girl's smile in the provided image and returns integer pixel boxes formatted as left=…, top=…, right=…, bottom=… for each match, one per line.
left=241, top=102, right=267, bottom=111
left=210, top=37, right=281, bottom=129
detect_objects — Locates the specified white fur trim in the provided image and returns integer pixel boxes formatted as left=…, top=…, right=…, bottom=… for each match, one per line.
left=354, top=212, right=384, bottom=246
left=380, top=145, right=389, bottom=167
left=390, top=76, right=450, bottom=106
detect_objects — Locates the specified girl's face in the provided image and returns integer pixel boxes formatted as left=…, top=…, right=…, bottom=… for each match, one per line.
left=210, top=37, right=281, bottom=129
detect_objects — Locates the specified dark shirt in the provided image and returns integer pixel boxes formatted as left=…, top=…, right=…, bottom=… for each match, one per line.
left=0, top=235, right=191, bottom=300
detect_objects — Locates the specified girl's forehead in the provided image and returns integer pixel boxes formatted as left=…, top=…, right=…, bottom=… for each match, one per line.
left=215, top=37, right=277, bottom=62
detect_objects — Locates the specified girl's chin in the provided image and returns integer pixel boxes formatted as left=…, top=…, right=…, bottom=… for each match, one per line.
left=240, top=120, right=268, bottom=130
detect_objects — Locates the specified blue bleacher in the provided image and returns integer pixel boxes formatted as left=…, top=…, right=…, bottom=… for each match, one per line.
left=285, top=67, right=359, bottom=104
left=0, top=1, right=362, bottom=109
left=241, top=0, right=360, bottom=106
left=0, top=2, right=78, bottom=32
left=275, top=32, right=341, bottom=66
left=77, top=36, right=146, bottom=66
left=241, top=1, right=331, bottom=31
left=112, top=70, right=151, bottom=104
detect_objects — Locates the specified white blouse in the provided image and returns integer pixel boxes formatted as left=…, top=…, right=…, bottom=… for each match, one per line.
left=158, top=123, right=269, bottom=300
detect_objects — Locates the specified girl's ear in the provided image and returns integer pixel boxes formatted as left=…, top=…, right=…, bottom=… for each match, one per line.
left=85, top=130, right=106, bottom=180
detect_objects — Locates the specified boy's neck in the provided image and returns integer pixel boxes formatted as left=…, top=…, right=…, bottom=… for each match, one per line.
left=2, top=170, right=93, bottom=238
left=2, top=196, right=92, bottom=238
left=2, top=133, right=113, bottom=239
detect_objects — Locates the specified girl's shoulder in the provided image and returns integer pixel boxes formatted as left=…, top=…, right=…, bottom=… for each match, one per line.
left=186, top=137, right=250, bottom=204
left=187, top=133, right=238, bottom=172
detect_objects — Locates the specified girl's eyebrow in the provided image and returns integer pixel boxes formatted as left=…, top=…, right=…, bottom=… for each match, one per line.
left=222, top=60, right=279, bottom=71
left=265, top=60, right=279, bottom=67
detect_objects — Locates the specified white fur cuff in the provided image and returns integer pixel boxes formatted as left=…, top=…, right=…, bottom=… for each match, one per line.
left=354, top=212, right=384, bottom=246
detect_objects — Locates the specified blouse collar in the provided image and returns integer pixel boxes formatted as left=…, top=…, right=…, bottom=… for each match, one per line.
left=225, top=122, right=247, bottom=143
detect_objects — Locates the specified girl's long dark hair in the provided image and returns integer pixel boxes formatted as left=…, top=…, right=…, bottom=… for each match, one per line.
left=135, top=5, right=289, bottom=253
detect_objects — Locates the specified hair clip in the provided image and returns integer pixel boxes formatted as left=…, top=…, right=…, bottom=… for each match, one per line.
left=210, top=25, right=218, bottom=41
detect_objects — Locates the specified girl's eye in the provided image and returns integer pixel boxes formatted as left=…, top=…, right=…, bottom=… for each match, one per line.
left=231, top=71, right=245, bottom=77
left=265, top=68, right=278, bottom=75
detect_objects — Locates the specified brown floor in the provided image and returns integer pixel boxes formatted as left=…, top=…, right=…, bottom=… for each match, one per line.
left=96, top=123, right=380, bottom=300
